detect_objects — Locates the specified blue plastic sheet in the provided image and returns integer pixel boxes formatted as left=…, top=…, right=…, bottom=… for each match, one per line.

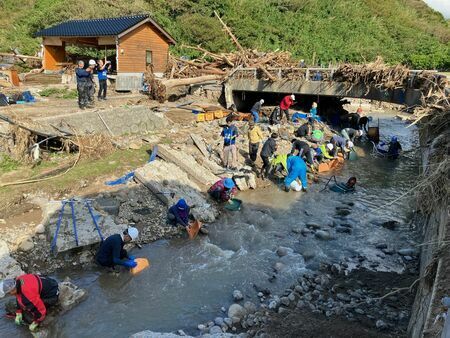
left=105, top=171, right=135, bottom=186
left=105, top=146, right=158, bottom=186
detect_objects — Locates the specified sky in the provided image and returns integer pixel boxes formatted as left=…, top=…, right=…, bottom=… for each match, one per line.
left=423, top=0, right=450, bottom=19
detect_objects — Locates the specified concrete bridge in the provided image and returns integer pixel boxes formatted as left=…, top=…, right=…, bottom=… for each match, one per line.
left=224, top=67, right=432, bottom=108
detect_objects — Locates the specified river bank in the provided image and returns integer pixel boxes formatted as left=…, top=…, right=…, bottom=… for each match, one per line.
left=0, top=98, right=425, bottom=337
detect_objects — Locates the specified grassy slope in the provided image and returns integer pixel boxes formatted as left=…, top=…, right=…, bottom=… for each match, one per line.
left=0, top=0, right=449, bottom=69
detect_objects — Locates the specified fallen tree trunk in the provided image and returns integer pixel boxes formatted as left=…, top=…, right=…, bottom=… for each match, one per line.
left=163, top=75, right=223, bottom=88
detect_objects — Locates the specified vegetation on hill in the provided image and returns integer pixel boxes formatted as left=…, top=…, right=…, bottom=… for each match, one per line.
left=0, top=0, right=449, bottom=69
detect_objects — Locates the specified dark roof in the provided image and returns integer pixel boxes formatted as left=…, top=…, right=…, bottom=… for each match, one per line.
left=35, top=14, right=175, bottom=43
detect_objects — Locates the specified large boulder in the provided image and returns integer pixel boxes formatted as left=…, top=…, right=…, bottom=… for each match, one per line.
left=0, top=240, right=24, bottom=278
left=228, top=303, right=246, bottom=321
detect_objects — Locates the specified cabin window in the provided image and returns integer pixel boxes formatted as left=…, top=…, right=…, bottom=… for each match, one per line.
left=146, top=50, right=153, bottom=66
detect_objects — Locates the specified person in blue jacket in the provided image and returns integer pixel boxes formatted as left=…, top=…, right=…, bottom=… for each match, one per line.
left=97, top=59, right=111, bottom=100
left=284, top=155, right=308, bottom=192
left=167, top=199, right=191, bottom=229
left=96, top=226, right=139, bottom=270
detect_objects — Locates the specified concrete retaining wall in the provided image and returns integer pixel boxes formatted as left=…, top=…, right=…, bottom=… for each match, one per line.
left=36, top=105, right=168, bottom=136
left=224, top=79, right=422, bottom=109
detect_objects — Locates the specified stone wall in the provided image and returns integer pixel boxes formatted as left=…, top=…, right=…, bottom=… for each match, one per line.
left=36, top=105, right=168, bottom=136
left=408, top=127, right=450, bottom=337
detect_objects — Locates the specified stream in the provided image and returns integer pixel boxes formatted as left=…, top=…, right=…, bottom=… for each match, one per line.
left=0, top=112, right=420, bottom=338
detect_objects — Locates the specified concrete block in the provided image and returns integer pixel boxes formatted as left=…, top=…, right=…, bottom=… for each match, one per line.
left=134, top=160, right=218, bottom=223
left=46, top=200, right=125, bottom=253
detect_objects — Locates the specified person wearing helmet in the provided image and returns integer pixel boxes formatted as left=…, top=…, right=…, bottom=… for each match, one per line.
left=208, top=178, right=237, bottom=203
left=387, top=136, right=402, bottom=159
left=260, top=133, right=278, bottom=180
left=279, top=94, right=295, bottom=122
left=167, top=199, right=191, bottom=229
left=250, top=99, right=264, bottom=123
left=284, top=155, right=308, bottom=192
left=95, top=226, right=139, bottom=269
left=317, top=143, right=335, bottom=161
left=86, top=59, right=97, bottom=107
left=2, top=274, right=59, bottom=332
left=75, top=60, right=92, bottom=109
left=341, top=128, right=363, bottom=142
left=330, top=135, right=353, bottom=158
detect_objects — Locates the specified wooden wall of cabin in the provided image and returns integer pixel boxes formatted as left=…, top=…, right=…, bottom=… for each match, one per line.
left=117, top=23, right=169, bottom=73
left=43, top=44, right=65, bottom=71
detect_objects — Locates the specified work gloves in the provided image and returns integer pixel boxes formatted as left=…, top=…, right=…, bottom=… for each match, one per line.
left=29, top=321, right=39, bottom=332
left=15, top=313, right=23, bottom=325
left=123, top=259, right=137, bottom=268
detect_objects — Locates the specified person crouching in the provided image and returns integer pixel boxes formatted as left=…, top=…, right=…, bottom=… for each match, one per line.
left=1, top=274, right=59, bottom=332
left=208, top=178, right=237, bottom=203
left=167, top=199, right=191, bottom=229
left=95, top=226, right=139, bottom=270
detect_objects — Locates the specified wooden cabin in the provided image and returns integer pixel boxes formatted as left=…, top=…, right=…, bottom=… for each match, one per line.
left=35, top=14, right=175, bottom=89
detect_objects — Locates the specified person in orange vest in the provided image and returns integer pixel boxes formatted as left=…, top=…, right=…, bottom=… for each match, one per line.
left=1, top=274, right=59, bottom=332
left=279, top=94, right=295, bottom=122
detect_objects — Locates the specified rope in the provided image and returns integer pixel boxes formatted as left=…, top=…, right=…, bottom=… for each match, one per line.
left=50, top=201, right=67, bottom=253
left=85, top=200, right=104, bottom=241
left=70, top=199, right=79, bottom=247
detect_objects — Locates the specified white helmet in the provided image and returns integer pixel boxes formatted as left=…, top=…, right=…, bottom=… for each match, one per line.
left=260, top=99, right=264, bottom=104
left=347, top=141, right=354, bottom=149
left=326, top=143, right=334, bottom=151
left=290, top=95, right=295, bottom=100
left=127, top=226, right=139, bottom=241
left=88, top=59, right=96, bottom=66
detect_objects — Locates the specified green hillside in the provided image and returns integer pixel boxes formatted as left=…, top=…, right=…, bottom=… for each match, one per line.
left=0, top=0, right=449, bottom=69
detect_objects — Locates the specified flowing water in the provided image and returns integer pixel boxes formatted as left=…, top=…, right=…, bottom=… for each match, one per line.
left=0, top=112, right=420, bottom=338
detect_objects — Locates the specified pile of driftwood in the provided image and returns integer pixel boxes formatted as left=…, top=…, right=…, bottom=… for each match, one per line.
left=332, top=57, right=411, bottom=91
left=166, top=46, right=296, bottom=80
left=144, top=11, right=298, bottom=102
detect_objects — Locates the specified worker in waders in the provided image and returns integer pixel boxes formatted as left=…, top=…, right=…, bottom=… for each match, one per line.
left=1, top=274, right=59, bottom=332
left=75, top=60, right=92, bottom=109
left=96, top=227, right=139, bottom=270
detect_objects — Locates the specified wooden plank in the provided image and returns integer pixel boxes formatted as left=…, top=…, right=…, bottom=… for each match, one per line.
left=190, top=134, right=209, bottom=158
left=156, top=145, right=211, bottom=186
